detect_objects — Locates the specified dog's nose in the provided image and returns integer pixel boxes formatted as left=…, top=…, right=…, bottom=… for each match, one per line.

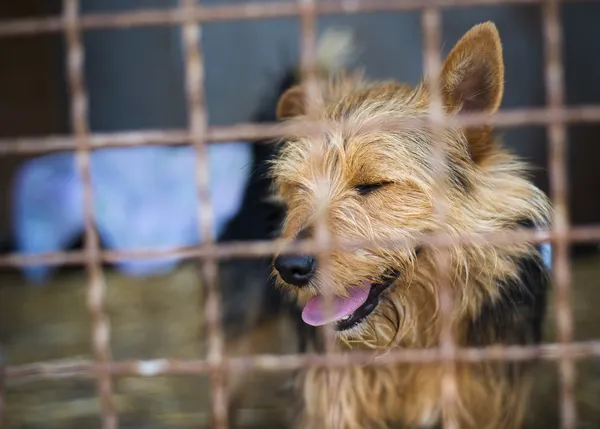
left=274, top=254, right=316, bottom=286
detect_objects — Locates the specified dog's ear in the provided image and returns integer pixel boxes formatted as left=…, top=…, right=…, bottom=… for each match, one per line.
left=440, top=22, right=504, bottom=163
left=276, top=86, right=306, bottom=119
left=441, top=22, right=504, bottom=114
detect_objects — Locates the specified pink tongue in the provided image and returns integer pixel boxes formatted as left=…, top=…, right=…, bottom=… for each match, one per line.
left=301, top=286, right=371, bottom=326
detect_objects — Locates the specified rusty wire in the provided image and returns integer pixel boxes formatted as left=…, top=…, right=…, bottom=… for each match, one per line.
left=0, top=344, right=4, bottom=429
left=542, top=1, right=577, bottom=428
left=62, top=1, right=117, bottom=428
left=1, top=0, right=599, bottom=428
left=4, top=340, right=600, bottom=384
left=179, top=0, right=228, bottom=427
left=296, top=0, right=339, bottom=354
left=1, top=225, right=600, bottom=268
left=0, top=0, right=597, bottom=37
left=1, top=105, right=600, bottom=155
left=296, top=0, right=342, bottom=422
left=421, top=7, right=461, bottom=428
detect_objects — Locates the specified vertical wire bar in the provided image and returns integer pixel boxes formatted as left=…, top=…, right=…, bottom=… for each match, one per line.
left=299, top=0, right=319, bottom=106
left=422, top=8, right=458, bottom=429
left=0, top=344, right=5, bottom=429
left=542, top=1, right=577, bottom=428
left=298, top=0, right=337, bottom=354
left=63, top=2, right=117, bottom=428
left=179, top=1, right=228, bottom=428
left=298, top=1, right=341, bottom=427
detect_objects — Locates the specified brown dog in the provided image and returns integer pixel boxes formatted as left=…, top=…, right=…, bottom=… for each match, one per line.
left=270, top=22, right=551, bottom=429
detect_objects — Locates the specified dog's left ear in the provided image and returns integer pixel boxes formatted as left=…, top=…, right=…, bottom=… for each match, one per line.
left=441, top=22, right=504, bottom=114
left=440, top=22, right=504, bottom=163
left=276, top=85, right=306, bottom=120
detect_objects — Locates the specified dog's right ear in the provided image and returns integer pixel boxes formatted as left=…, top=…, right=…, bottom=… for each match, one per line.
left=276, top=85, right=306, bottom=119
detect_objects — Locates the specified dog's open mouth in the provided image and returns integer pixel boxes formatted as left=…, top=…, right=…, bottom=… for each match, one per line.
left=301, top=271, right=400, bottom=331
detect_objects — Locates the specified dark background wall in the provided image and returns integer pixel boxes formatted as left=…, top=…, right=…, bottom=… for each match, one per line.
left=1, top=0, right=599, bottom=246
left=0, top=1, right=66, bottom=247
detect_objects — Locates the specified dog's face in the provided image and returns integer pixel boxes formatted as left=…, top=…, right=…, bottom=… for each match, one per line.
left=271, top=23, right=506, bottom=346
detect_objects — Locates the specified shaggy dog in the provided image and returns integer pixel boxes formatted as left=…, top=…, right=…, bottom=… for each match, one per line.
left=271, top=22, right=551, bottom=429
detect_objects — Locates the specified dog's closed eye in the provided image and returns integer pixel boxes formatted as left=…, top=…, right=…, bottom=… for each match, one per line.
left=354, top=182, right=392, bottom=196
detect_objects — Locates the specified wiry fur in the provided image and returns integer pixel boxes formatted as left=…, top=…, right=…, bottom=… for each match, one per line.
left=269, top=22, right=552, bottom=429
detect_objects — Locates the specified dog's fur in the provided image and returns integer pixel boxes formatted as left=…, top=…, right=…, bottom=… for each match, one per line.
left=270, top=22, right=552, bottom=429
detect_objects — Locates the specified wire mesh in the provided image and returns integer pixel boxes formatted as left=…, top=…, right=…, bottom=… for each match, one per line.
left=1, top=0, right=599, bottom=429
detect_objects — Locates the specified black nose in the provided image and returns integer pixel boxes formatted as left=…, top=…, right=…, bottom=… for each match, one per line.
left=274, top=255, right=316, bottom=286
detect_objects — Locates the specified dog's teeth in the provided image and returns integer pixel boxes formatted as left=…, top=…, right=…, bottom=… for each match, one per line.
left=341, top=316, right=351, bottom=321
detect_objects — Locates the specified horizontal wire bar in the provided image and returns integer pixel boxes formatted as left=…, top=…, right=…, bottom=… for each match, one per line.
left=0, top=0, right=598, bottom=38
left=1, top=105, right=600, bottom=155
left=6, top=340, right=600, bottom=384
left=1, top=224, right=599, bottom=268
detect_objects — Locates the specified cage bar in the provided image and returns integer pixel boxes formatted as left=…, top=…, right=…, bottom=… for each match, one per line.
left=421, top=7, right=461, bottom=428
left=2, top=225, right=600, bottom=269
left=62, top=1, right=117, bottom=428
left=0, top=0, right=596, bottom=38
left=542, top=1, right=577, bottom=428
left=6, top=340, right=600, bottom=383
left=296, top=0, right=340, bottom=357
left=1, top=106, right=600, bottom=155
left=179, top=0, right=229, bottom=428
left=0, top=344, right=5, bottom=428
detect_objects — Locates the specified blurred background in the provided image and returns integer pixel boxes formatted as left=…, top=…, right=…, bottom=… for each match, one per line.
left=1, top=1, right=599, bottom=428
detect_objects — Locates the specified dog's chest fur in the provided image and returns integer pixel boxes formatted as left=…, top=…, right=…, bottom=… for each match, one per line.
left=291, top=218, right=550, bottom=429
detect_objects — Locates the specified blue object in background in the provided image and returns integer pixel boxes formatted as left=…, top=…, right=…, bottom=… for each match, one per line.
left=12, top=143, right=252, bottom=284
left=540, top=241, right=552, bottom=271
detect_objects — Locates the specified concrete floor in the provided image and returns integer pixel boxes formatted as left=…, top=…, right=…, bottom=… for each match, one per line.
left=1, top=254, right=599, bottom=429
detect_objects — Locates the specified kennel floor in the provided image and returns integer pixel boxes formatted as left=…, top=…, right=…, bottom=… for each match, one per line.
left=1, top=255, right=599, bottom=429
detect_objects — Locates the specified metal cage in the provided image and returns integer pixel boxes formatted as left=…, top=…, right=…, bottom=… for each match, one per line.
left=1, top=1, right=600, bottom=429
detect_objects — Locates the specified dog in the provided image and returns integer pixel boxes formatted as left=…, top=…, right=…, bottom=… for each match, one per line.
left=270, top=22, right=552, bottom=429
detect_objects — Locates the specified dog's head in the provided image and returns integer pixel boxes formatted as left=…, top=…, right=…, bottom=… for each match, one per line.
left=270, top=23, right=549, bottom=347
